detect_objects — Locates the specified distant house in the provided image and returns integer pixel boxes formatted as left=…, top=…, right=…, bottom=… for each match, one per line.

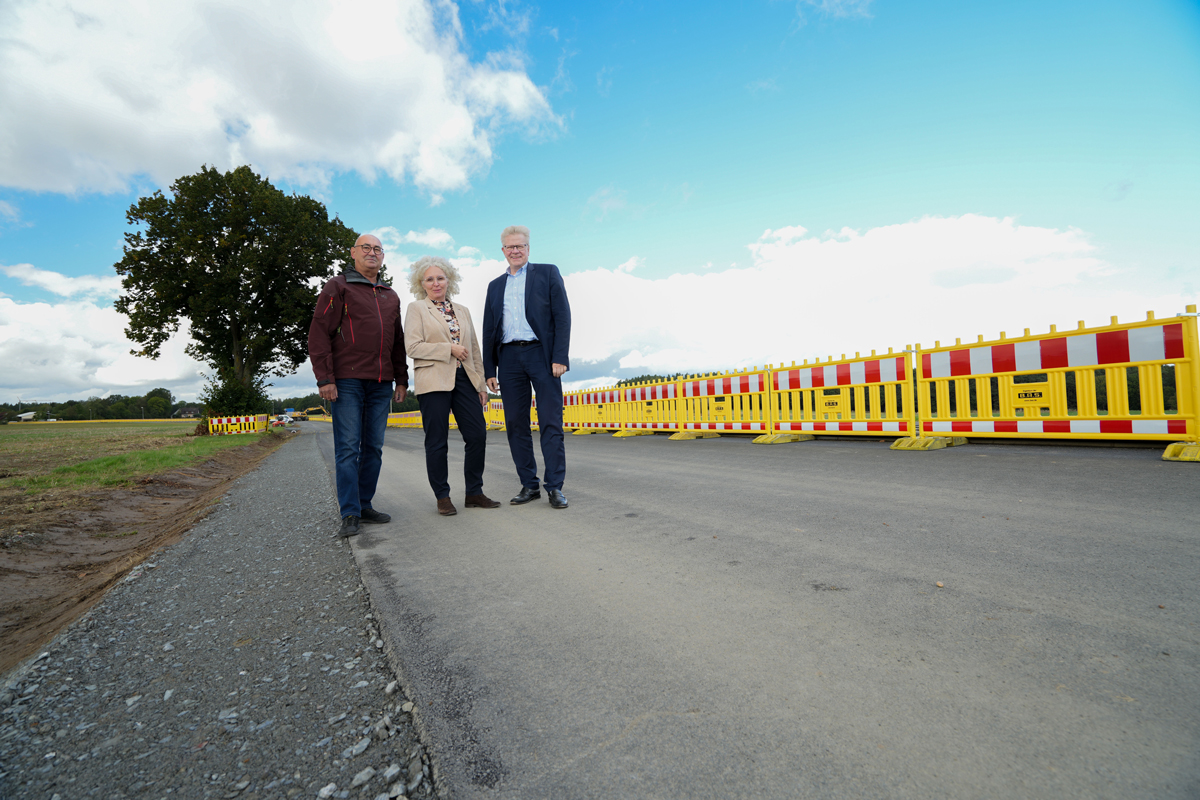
left=178, top=407, right=201, bottom=418
left=17, top=412, right=35, bottom=421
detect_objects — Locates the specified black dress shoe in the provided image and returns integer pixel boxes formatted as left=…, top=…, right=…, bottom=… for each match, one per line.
left=510, top=486, right=541, bottom=505
left=359, top=507, right=391, bottom=524
left=548, top=489, right=568, bottom=509
left=338, top=516, right=360, bottom=538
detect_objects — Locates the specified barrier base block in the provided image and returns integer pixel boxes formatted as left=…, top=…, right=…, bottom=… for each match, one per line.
left=752, top=433, right=816, bottom=445
left=613, top=430, right=657, bottom=438
left=669, top=431, right=721, bottom=440
left=889, top=436, right=968, bottom=451
left=571, top=429, right=602, bottom=435
left=1162, top=442, right=1200, bottom=462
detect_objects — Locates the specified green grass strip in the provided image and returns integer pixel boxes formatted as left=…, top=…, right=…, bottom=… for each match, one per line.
left=15, top=433, right=275, bottom=494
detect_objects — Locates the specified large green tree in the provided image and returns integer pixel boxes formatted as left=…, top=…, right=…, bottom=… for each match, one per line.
left=114, top=165, right=358, bottom=392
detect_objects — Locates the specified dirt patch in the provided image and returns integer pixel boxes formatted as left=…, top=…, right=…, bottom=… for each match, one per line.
left=0, top=435, right=287, bottom=676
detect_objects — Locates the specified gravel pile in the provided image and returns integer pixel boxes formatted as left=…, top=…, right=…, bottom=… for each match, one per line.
left=0, top=432, right=436, bottom=800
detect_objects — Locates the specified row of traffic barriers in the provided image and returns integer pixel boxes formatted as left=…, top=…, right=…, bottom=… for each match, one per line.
left=561, top=306, right=1200, bottom=458
left=207, top=414, right=269, bottom=435
left=387, top=400, right=537, bottom=431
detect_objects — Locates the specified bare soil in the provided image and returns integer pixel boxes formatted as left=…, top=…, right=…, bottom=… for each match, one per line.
left=0, top=435, right=286, bottom=675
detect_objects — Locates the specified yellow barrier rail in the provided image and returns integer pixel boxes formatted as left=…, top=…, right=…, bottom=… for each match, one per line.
left=208, top=414, right=269, bottom=435
left=564, top=389, right=622, bottom=432
left=912, top=309, right=1197, bottom=442
left=369, top=304, right=1199, bottom=457
left=770, top=350, right=914, bottom=438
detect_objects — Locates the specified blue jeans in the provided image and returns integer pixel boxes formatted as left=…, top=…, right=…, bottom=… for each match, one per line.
left=330, top=378, right=392, bottom=519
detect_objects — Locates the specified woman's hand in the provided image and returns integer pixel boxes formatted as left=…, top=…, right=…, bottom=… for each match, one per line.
left=478, top=391, right=487, bottom=408
left=450, top=344, right=469, bottom=361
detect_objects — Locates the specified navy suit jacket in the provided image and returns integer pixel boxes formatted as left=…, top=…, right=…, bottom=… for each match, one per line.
left=482, top=262, right=571, bottom=379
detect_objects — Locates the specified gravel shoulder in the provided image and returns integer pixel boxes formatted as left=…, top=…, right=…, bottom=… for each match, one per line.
left=0, top=430, right=436, bottom=800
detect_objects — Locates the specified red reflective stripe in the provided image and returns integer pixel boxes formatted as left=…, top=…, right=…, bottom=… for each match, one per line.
left=952, top=421, right=972, bottom=432
left=992, top=344, right=1015, bottom=373
left=867, top=421, right=882, bottom=431
left=899, top=421, right=908, bottom=431
left=922, top=421, right=933, bottom=431
left=1165, top=323, right=1185, bottom=359
left=1043, top=420, right=1070, bottom=433
left=994, top=421, right=1018, bottom=432
left=949, top=349, right=971, bottom=376
left=1169, top=420, right=1187, bottom=434
left=836, top=363, right=851, bottom=385
left=1040, top=338, right=1068, bottom=369
left=812, top=369, right=825, bottom=388
left=1100, top=420, right=1133, bottom=434
left=921, top=354, right=932, bottom=379
left=1095, top=330, right=1129, bottom=365
left=865, top=360, right=880, bottom=383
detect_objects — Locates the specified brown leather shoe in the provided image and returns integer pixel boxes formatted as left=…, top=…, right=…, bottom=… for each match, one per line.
left=465, top=494, right=501, bottom=509
left=436, top=497, right=457, bottom=516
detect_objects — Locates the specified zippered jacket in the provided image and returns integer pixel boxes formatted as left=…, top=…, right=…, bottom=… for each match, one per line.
left=308, top=269, right=409, bottom=386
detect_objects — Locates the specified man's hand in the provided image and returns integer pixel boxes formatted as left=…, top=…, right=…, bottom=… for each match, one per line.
left=486, top=377, right=499, bottom=392
left=478, top=391, right=488, bottom=408
left=393, top=385, right=408, bottom=403
left=552, top=363, right=567, bottom=378
left=319, top=383, right=338, bottom=402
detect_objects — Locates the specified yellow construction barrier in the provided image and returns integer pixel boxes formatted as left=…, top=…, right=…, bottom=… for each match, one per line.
left=387, top=411, right=423, bottom=429
left=770, top=350, right=914, bottom=440
left=563, top=389, right=621, bottom=433
left=906, top=308, right=1197, bottom=444
left=389, top=399, right=535, bottom=432
left=207, top=414, right=269, bottom=435
left=618, top=378, right=681, bottom=435
left=676, top=367, right=772, bottom=437
left=376, top=303, right=1200, bottom=457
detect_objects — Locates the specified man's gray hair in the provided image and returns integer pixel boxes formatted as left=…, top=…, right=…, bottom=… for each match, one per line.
left=408, top=256, right=462, bottom=300
left=500, top=225, right=530, bottom=242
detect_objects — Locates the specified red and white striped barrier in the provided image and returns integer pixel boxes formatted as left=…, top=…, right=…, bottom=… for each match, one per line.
left=775, top=357, right=905, bottom=390
left=922, top=324, right=1185, bottom=378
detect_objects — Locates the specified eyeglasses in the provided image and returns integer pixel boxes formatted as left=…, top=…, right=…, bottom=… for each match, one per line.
left=502, top=244, right=528, bottom=252
left=356, top=244, right=384, bottom=255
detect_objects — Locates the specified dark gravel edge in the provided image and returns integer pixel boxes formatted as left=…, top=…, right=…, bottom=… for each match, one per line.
left=0, top=431, right=438, bottom=800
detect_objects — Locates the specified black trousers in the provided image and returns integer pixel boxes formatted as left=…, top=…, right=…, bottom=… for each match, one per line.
left=417, top=367, right=488, bottom=499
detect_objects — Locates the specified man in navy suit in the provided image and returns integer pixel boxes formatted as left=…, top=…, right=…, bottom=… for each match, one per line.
left=483, top=225, right=572, bottom=509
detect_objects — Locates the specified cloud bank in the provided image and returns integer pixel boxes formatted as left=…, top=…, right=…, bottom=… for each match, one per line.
left=557, top=214, right=1192, bottom=386
left=2, top=215, right=1193, bottom=402
left=0, top=0, right=557, bottom=196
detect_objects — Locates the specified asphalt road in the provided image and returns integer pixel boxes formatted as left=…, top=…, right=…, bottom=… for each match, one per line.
left=314, top=425, right=1200, bottom=799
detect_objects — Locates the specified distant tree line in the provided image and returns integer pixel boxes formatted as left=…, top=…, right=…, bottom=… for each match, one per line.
left=0, top=388, right=189, bottom=422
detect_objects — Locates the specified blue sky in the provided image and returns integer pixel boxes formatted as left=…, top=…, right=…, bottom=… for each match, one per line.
left=1, top=0, right=1198, bottom=402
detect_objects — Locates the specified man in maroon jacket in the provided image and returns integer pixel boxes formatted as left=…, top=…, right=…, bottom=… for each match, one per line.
left=308, top=234, right=409, bottom=538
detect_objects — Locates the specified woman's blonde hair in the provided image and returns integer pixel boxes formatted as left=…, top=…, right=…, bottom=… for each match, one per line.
left=408, top=255, right=461, bottom=300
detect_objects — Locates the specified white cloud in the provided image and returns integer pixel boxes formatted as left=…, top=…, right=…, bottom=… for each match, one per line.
left=796, top=0, right=874, bottom=22
left=0, top=200, right=18, bottom=222
left=1, top=263, right=122, bottom=299
left=558, top=214, right=1196, bottom=386
left=615, top=256, right=642, bottom=274
left=0, top=295, right=206, bottom=403
left=372, top=226, right=457, bottom=251
left=0, top=0, right=559, bottom=196
left=6, top=215, right=1195, bottom=403
left=585, top=185, right=626, bottom=221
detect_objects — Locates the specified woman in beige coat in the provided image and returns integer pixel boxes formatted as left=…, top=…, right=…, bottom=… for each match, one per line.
left=404, top=256, right=499, bottom=516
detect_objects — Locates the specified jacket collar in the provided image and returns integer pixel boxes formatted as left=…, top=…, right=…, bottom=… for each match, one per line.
left=344, top=267, right=391, bottom=288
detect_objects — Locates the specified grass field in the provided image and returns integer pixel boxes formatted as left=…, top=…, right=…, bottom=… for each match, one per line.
left=0, top=421, right=278, bottom=496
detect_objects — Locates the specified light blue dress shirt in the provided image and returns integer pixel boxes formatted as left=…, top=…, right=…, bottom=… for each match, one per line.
left=502, top=264, right=538, bottom=343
